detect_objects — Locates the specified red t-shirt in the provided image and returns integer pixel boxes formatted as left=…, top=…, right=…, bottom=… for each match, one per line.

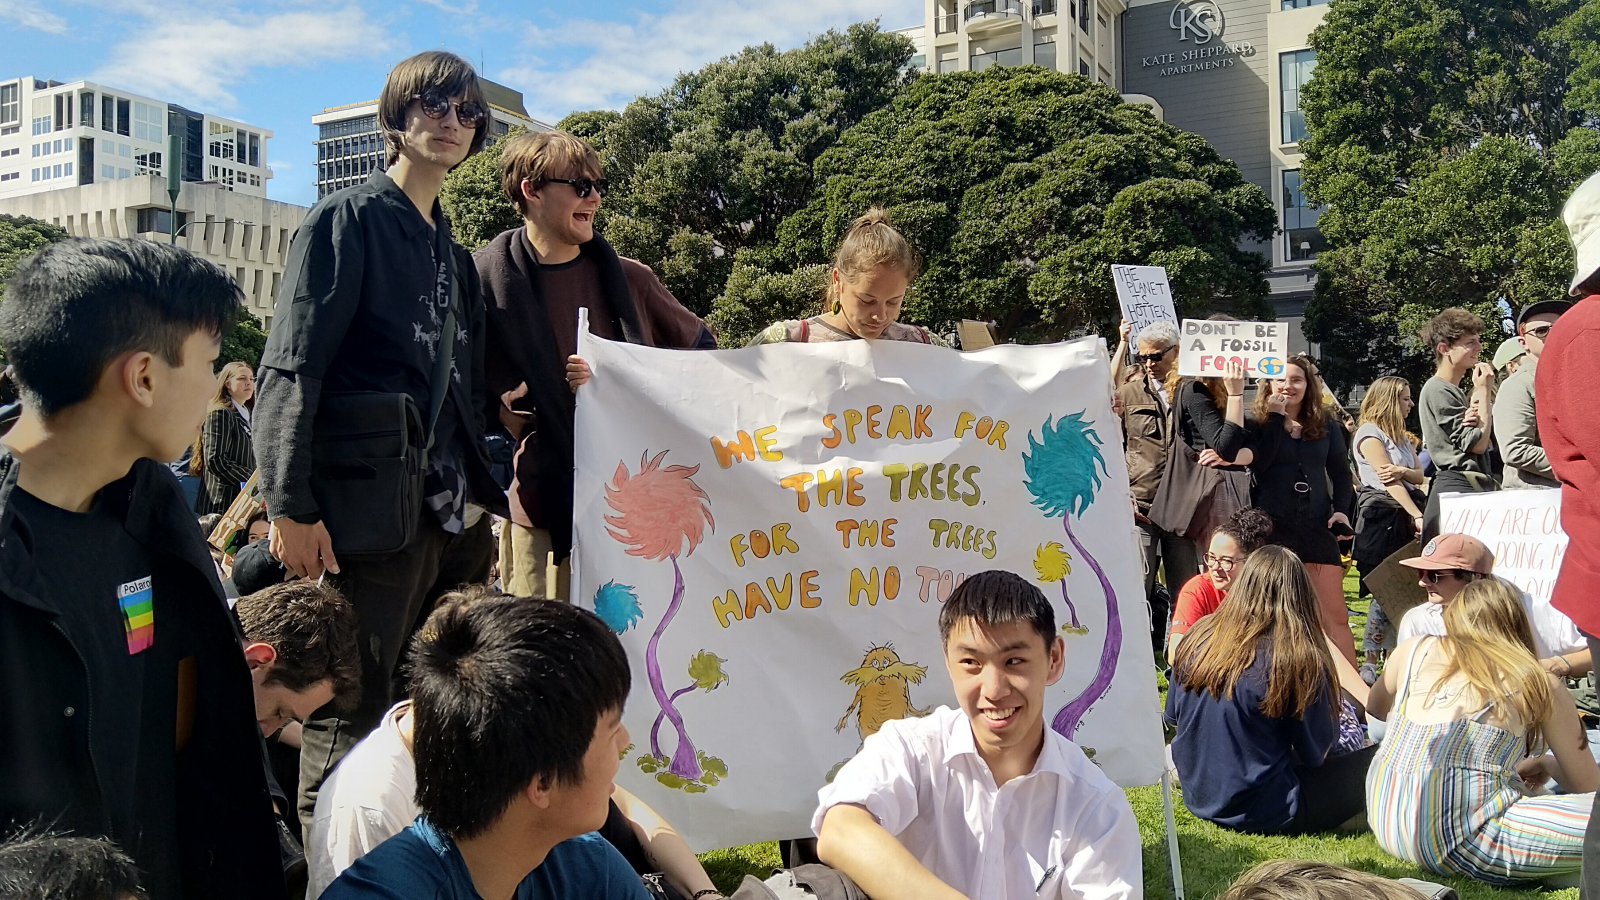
left=1169, top=573, right=1225, bottom=637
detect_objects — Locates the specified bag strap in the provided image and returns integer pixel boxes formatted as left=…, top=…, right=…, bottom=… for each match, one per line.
left=425, top=275, right=459, bottom=452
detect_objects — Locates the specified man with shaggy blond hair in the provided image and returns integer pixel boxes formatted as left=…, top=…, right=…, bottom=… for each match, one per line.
left=476, top=130, right=715, bottom=600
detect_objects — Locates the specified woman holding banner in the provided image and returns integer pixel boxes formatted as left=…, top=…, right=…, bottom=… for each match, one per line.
left=746, top=209, right=950, bottom=348
left=1248, top=355, right=1358, bottom=664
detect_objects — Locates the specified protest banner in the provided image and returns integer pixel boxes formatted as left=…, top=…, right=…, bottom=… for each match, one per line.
left=1439, top=488, right=1580, bottom=653
left=1112, top=264, right=1178, bottom=343
left=572, top=317, right=1164, bottom=850
left=1176, top=319, right=1287, bottom=378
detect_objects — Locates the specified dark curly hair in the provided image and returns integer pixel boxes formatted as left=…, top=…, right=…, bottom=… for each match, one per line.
left=1215, top=507, right=1274, bottom=554
left=234, top=581, right=361, bottom=710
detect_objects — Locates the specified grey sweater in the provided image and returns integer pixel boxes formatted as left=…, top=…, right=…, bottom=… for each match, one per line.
left=1419, top=375, right=1489, bottom=474
left=1494, top=358, right=1558, bottom=488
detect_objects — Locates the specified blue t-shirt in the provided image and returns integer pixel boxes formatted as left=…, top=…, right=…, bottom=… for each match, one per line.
left=1163, top=639, right=1337, bottom=833
left=321, top=817, right=651, bottom=900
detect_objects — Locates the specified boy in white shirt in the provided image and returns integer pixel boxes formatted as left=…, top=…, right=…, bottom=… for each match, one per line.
left=814, top=570, right=1142, bottom=900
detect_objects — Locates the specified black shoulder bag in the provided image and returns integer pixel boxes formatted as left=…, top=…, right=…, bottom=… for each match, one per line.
left=308, top=278, right=459, bottom=556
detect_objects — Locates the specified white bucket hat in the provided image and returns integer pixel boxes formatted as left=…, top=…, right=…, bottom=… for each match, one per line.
left=1564, top=169, right=1600, bottom=295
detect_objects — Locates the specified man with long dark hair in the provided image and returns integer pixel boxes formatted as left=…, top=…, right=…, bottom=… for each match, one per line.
left=254, top=51, right=508, bottom=827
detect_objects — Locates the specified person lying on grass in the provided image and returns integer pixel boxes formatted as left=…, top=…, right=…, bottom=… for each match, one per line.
left=813, top=569, right=1141, bottom=900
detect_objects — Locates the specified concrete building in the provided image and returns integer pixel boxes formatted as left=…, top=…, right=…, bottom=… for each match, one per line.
left=0, top=76, right=273, bottom=202
left=900, top=0, right=1331, bottom=352
left=311, top=78, right=550, bottom=199
left=0, top=176, right=308, bottom=328
left=903, top=0, right=1126, bottom=84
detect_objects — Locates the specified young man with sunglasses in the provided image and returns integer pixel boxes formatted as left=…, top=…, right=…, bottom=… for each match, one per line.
left=254, top=51, right=508, bottom=830
left=1495, top=300, right=1571, bottom=490
left=1115, top=319, right=1196, bottom=659
left=1395, top=534, right=1494, bottom=643
left=475, top=131, right=714, bottom=600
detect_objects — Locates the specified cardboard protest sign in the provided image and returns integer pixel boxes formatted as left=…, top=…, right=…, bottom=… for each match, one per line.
left=1111, top=265, right=1178, bottom=343
left=1367, top=540, right=1426, bottom=626
left=572, top=320, right=1164, bottom=850
left=1439, top=489, right=1581, bottom=654
left=1176, top=319, right=1287, bottom=378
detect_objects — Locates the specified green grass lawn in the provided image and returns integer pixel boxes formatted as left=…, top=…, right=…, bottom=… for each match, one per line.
left=693, top=570, right=1582, bottom=898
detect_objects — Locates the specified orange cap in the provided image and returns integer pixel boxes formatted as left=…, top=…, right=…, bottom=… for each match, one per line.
left=1400, top=534, right=1494, bottom=575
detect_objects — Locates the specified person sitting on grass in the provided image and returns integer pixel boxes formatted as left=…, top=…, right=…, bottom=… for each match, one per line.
left=1394, top=534, right=1494, bottom=643
left=0, top=832, right=148, bottom=900
left=1167, top=507, right=1274, bottom=664
left=235, top=580, right=360, bottom=751
left=1165, top=546, right=1378, bottom=835
left=1218, top=859, right=1438, bottom=900
left=319, top=595, right=654, bottom=900
left=1366, top=577, right=1597, bottom=885
left=307, top=587, right=721, bottom=900
left=813, top=570, right=1141, bottom=900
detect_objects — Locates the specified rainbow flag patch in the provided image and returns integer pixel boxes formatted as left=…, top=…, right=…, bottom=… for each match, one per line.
left=117, top=576, right=154, bottom=655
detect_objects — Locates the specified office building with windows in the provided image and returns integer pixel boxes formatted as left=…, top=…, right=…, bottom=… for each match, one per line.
left=0, top=176, right=308, bottom=328
left=0, top=76, right=273, bottom=201
left=902, top=0, right=1331, bottom=350
left=311, top=78, right=549, bottom=199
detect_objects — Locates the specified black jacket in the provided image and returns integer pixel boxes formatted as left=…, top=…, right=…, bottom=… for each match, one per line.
left=196, top=404, right=253, bottom=516
left=0, top=453, right=283, bottom=900
left=255, top=171, right=507, bottom=525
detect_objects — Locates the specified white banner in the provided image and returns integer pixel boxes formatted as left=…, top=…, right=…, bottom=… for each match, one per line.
left=1112, top=264, right=1178, bottom=343
left=1176, top=319, right=1287, bottom=378
left=1439, top=489, right=1581, bottom=654
left=571, top=324, right=1165, bottom=851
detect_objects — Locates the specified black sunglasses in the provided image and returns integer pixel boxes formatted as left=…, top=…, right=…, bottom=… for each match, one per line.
left=545, top=177, right=609, bottom=199
left=412, top=90, right=486, bottom=129
left=1133, top=346, right=1177, bottom=364
left=1421, top=569, right=1476, bottom=585
left=1524, top=324, right=1553, bottom=339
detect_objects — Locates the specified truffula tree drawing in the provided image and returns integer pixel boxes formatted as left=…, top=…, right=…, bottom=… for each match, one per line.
left=1032, top=541, right=1087, bottom=636
left=600, top=451, right=727, bottom=792
left=1022, top=412, right=1119, bottom=739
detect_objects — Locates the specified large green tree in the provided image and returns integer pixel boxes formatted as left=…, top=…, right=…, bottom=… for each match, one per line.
left=581, top=22, right=917, bottom=317
left=1299, top=0, right=1600, bottom=392
left=0, top=214, right=68, bottom=289
left=711, top=66, right=1276, bottom=346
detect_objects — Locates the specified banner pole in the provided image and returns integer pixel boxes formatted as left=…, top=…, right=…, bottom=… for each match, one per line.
left=1162, top=769, right=1185, bottom=900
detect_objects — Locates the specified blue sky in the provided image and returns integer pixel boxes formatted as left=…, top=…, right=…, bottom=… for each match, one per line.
left=2, top=0, right=921, bottom=207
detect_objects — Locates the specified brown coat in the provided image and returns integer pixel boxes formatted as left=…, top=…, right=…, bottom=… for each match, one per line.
left=1118, top=375, right=1174, bottom=513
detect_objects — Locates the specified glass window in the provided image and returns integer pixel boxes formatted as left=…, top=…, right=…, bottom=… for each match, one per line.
left=133, top=102, right=161, bottom=142
left=102, top=164, right=115, bottom=179
left=970, top=45, right=1026, bottom=71
left=52, top=164, right=61, bottom=178
left=102, top=95, right=115, bottom=133
left=32, top=116, right=51, bottom=135
left=119, top=143, right=131, bottom=158
left=1280, top=49, right=1316, bottom=144
left=63, top=162, right=71, bottom=176
left=116, top=99, right=130, bottom=136
left=0, top=83, right=18, bottom=126
left=249, top=133, right=260, bottom=167
left=1034, top=41, right=1057, bottom=69
left=1079, top=59, right=1091, bottom=77
left=1282, top=170, right=1329, bottom=261
left=118, top=167, right=129, bottom=179
left=1281, top=0, right=1330, bottom=7
left=80, top=91, right=94, bottom=129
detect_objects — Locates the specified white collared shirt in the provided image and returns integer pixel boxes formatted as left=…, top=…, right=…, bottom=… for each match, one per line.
left=233, top=400, right=251, bottom=428
left=812, top=706, right=1142, bottom=900
left=1398, top=594, right=1564, bottom=658
left=305, top=702, right=417, bottom=899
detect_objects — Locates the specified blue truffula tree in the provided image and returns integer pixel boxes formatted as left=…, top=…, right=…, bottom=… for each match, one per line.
left=1022, top=412, right=1119, bottom=739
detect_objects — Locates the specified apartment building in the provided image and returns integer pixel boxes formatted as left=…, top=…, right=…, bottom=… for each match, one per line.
left=0, top=76, right=273, bottom=201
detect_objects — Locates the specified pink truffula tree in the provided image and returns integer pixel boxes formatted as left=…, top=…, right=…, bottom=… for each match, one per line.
left=602, top=450, right=726, bottom=792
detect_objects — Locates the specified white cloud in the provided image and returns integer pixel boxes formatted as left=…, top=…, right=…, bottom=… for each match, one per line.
left=94, top=6, right=395, bottom=109
left=496, top=0, right=921, bottom=123
left=0, top=0, right=67, bottom=33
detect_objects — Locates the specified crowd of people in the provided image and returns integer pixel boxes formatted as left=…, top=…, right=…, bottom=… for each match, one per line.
left=2, top=46, right=1600, bottom=900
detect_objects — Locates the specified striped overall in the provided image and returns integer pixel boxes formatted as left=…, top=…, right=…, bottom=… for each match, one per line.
left=1366, top=638, right=1592, bottom=884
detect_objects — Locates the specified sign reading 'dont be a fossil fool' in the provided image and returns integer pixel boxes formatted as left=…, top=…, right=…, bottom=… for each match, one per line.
left=1139, top=0, right=1257, bottom=78
left=1177, top=319, right=1286, bottom=379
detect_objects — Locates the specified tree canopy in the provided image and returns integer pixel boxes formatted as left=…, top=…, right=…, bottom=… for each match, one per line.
left=712, top=66, right=1276, bottom=345
left=1299, top=0, right=1600, bottom=391
left=0, top=214, right=68, bottom=289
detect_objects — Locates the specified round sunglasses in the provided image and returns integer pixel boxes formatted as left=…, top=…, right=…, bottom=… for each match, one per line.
left=412, top=90, right=487, bottom=129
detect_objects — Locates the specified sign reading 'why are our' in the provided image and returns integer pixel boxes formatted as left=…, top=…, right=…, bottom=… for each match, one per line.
left=1176, top=319, right=1286, bottom=378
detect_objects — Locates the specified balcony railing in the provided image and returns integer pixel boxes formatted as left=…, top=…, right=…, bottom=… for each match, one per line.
left=935, top=12, right=959, bottom=33
left=963, top=0, right=1024, bottom=24
left=1033, top=0, right=1057, bottom=14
